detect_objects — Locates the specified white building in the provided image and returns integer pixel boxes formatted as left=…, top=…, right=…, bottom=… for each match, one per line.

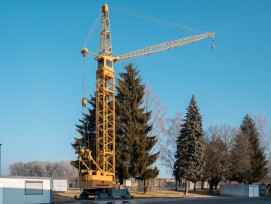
left=52, top=179, right=67, bottom=192
left=220, top=184, right=259, bottom=197
left=0, top=176, right=52, bottom=204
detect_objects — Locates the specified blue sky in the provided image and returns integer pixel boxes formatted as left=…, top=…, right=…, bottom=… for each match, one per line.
left=1, top=0, right=271, bottom=177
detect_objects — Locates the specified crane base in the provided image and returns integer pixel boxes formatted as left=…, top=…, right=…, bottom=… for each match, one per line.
left=79, top=188, right=133, bottom=200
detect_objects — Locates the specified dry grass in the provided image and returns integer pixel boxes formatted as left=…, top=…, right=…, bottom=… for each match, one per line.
left=53, top=189, right=213, bottom=203
left=53, top=190, right=79, bottom=203
left=130, top=189, right=212, bottom=198
left=130, top=190, right=184, bottom=198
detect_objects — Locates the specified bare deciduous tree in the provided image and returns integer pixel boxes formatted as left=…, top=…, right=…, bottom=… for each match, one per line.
left=9, top=160, right=78, bottom=182
left=265, top=153, right=271, bottom=183
left=203, top=125, right=237, bottom=192
left=144, top=85, right=167, bottom=154
left=159, top=112, right=183, bottom=174
left=255, top=112, right=271, bottom=155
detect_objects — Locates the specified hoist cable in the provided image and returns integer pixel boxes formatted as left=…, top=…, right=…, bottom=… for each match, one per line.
left=86, top=116, right=90, bottom=149
left=82, top=57, right=87, bottom=147
left=111, top=5, right=207, bottom=33
left=84, top=12, right=102, bottom=48
left=82, top=57, right=87, bottom=99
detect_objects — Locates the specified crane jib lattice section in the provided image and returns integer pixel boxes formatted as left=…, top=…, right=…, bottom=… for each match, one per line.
left=116, top=33, right=215, bottom=62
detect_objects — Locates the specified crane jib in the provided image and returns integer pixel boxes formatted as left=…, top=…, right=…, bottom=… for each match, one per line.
left=115, top=32, right=215, bottom=62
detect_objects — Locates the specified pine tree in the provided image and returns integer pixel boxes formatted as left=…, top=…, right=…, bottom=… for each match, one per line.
left=174, top=94, right=204, bottom=194
left=116, top=63, right=159, bottom=185
left=71, top=93, right=96, bottom=169
left=240, top=114, right=268, bottom=183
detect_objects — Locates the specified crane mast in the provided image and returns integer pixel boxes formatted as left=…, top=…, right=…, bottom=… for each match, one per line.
left=79, top=4, right=116, bottom=190
left=95, top=3, right=115, bottom=180
left=99, top=4, right=113, bottom=57
left=78, top=3, right=215, bottom=197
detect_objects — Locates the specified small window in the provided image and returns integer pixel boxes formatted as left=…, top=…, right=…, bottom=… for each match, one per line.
left=98, top=60, right=104, bottom=68
left=106, top=59, right=112, bottom=68
left=25, top=181, right=43, bottom=195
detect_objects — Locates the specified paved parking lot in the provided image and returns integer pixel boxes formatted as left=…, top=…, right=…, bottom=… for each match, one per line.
left=71, top=196, right=270, bottom=204
left=135, top=196, right=271, bottom=204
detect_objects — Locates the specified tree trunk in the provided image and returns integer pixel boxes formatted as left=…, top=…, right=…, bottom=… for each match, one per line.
left=193, top=182, right=196, bottom=191
left=201, top=181, right=204, bottom=189
left=184, top=180, right=189, bottom=195
left=119, top=177, right=124, bottom=185
left=143, top=180, right=150, bottom=194
left=209, top=180, right=214, bottom=193
left=175, top=179, right=178, bottom=191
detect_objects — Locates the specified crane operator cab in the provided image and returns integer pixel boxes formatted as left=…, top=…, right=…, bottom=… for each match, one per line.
left=98, top=58, right=112, bottom=68
left=97, top=56, right=115, bottom=79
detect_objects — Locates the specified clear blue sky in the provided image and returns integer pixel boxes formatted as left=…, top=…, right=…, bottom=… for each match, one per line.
left=1, top=0, right=271, bottom=177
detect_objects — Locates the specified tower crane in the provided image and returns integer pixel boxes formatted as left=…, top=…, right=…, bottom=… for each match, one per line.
left=77, top=4, right=214, bottom=199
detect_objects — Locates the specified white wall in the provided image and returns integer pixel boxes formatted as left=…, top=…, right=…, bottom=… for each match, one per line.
left=189, top=181, right=210, bottom=190
left=0, top=177, right=51, bottom=204
left=249, top=185, right=259, bottom=197
left=0, top=183, right=3, bottom=204
left=220, top=184, right=259, bottom=197
left=53, top=179, right=67, bottom=192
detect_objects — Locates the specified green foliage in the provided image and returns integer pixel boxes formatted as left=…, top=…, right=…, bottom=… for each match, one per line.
left=116, top=63, right=159, bottom=184
left=229, top=114, right=268, bottom=183
left=141, top=166, right=159, bottom=181
left=174, top=95, right=205, bottom=182
left=239, top=114, right=268, bottom=183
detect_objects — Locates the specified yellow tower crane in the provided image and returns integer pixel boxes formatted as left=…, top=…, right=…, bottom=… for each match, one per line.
left=77, top=4, right=215, bottom=199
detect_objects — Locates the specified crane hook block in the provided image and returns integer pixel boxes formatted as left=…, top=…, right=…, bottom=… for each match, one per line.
left=82, top=97, right=87, bottom=107
left=212, top=40, right=215, bottom=50
left=81, top=48, right=88, bottom=57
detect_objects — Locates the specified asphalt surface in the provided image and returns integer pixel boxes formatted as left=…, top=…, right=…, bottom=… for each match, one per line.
left=135, top=196, right=271, bottom=204
left=71, top=196, right=271, bottom=204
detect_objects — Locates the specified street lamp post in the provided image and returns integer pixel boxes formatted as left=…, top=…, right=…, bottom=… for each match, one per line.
left=0, top=144, right=2, bottom=176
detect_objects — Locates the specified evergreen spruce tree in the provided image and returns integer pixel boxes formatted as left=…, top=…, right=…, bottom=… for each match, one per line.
left=116, top=63, right=159, bottom=186
left=71, top=94, right=96, bottom=169
left=174, top=94, right=204, bottom=194
left=240, top=114, right=268, bottom=183
left=71, top=64, right=159, bottom=187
